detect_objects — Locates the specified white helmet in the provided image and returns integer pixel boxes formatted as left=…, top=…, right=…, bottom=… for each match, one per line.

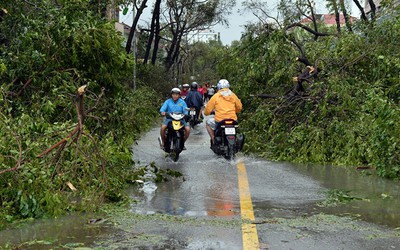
left=171, top=88, right=181, bottom=94
left=182, top=84, right=189, bottom=88
left=217, top=79, right=230, bottom=90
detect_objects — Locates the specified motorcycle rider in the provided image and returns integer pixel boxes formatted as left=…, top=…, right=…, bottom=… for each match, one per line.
left=159, top=88, right=190, bottom=151
left=180, top=83, right=190, bottom=99
left=203, top=79, right=242, bottom=145
left=185, top=82, right=204, bottom=122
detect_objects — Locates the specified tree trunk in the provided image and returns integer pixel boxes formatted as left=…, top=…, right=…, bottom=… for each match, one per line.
left=176, top=59, right=182, bottom=85
left=143, top=3, right=158, bottom=64
left=165, top=26, right=179, bottom=70
left=125, top=0, right=148, bottom=54
left=352, top=0, right=368, bottom=22
left=171, top=32, right=184, bottom=67
left=368, top=0, right=376, bottom=22
left=151, top=0, right=162, bottom=65
left=332, top=0, right=341, bottom=34
left=339, top=0, right=353, bottom=32
left=306, top=0, right=319, bottom=41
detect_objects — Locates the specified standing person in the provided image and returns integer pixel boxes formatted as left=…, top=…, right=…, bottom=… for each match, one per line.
left=159, top=88, right=190, bottom=151
left=197, top=83, right=204, bottom=96
left=185, top=82, right=204, bottom=121
left=203, top=79, right=242, bottom=144
left=197, top=83, right=206, bottom=119
left=206, top=83, right=215, bottom=102
left=202, top=83, right=208, bottom=102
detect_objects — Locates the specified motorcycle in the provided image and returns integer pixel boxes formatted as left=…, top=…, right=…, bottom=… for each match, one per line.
left=186, top=107, right=200, bottom=129
left=210, top=119, right=244, bottom=160
left=162, top=112, right=186, bottom=162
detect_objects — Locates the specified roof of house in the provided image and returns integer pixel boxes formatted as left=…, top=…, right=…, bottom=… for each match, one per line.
left=300, top=14, right=356, bottom=25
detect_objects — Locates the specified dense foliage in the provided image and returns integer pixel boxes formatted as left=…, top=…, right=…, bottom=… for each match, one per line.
left=217, top=7, right=400, bottom=179
left=0, top=0, right=159, bottom=227
left=181, top=40, right=225, bottom=84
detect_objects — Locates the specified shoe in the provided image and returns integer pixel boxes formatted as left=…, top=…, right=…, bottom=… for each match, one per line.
left=182, top=146, right=187, bottom=150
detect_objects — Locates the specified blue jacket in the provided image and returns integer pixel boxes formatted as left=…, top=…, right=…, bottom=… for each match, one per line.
left=160, top=98, right=188, bottom=114
left=185, top=90, right=204, bottom=109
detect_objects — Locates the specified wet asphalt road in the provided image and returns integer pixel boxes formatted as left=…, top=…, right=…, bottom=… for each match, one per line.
left=125, top=121, right=400, bottom=250
left=1, top=121, right=400, bottom=249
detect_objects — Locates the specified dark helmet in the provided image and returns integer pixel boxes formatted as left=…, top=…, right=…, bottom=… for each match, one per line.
left=191, top=82, right=198, bottom=90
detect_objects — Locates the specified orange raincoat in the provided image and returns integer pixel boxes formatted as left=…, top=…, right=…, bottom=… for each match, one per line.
left=204, top=88, right=242, bottom=121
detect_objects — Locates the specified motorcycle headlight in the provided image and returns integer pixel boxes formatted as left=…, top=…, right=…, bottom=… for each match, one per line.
left=170, top=112, right=184, bottom=120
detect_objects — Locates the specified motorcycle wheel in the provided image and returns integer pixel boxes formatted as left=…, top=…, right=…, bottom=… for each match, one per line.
left=171, top=137, right=181, bottom=162
left=164, top=134, right=171, bottom=153
left=225, top=144, right=235, bottom=160
left=171, top=152, right=179, bottom=162
left=190, top=119, right=195, bottom=129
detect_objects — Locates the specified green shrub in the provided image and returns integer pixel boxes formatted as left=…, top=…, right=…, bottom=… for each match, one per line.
left=218, top=11, right=400, bottom=179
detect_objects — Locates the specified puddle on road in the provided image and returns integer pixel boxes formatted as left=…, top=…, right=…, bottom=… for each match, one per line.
left=126, top=163, right=242, bottom=218
left=127, top=180, right=241, bottom=218
left=0, top=214, right=115, bottom=249
left=288, top=163, right=400, bottom=229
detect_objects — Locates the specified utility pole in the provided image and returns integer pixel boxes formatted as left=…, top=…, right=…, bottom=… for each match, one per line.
left=132, top=5, right=137, bottom=91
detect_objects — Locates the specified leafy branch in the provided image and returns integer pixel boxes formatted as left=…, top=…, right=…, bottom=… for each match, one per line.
left=36, top=85, right=102, bottom=161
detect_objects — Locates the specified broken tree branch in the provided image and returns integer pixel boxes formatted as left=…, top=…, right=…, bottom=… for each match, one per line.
left=37, top=85, right=87, bottom=158
left=285, top=22, right=331, bottom=37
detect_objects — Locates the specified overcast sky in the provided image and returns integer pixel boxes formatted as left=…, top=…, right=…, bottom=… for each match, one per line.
left=119, top=1, right=362, bottom=46
left=212, top=1, right=362, bottom=45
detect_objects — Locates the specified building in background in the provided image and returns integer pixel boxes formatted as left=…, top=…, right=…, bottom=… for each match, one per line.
left=300, top=13, right=356, bottom=27
left=188, top=30, right=220, bottom=44
left=115, top=22, right=133, bottom=44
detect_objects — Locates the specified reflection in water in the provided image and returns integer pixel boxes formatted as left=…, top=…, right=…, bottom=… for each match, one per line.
left=205, top=175, right=238, bottom=217
left=142, top=181, right=157, bottom=201
left=127, top=178, right=240, bottom=218
left=127, top=160, right=240, bottom=218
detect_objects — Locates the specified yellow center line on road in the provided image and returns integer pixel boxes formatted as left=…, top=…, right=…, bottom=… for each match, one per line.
left=237, top=160, right=260, bottom=250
